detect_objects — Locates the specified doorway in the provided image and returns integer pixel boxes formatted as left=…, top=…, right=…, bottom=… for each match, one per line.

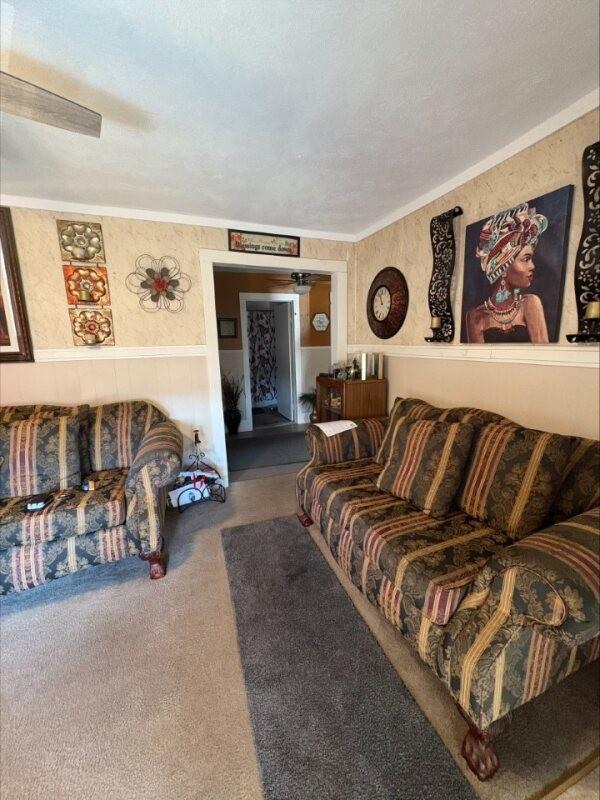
left=240, top=292, right=301, bottom=432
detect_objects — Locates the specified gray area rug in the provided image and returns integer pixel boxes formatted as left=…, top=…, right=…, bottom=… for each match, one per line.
left=227, top=431, right=308, bottom=470
left=221, top=515, right=476, bottom=800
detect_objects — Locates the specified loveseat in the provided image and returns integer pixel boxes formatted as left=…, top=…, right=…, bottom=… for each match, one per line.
left=0, top=401, right=182, bottom=594
left=296, top=398, right=599, bottom=781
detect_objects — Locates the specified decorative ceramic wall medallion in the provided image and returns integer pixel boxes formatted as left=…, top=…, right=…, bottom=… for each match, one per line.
left=425, top=206, right=463, bottom=343
left=57, top=220, right=105, bottom=263
left=366, top=267, right=409, bottom=339
left=460, top=186, right=573, bottom=343
left=228, top=229, right=300, bottom=258
left=69, top=308, right=115, bottom=346
left=126, top=254, right=192, bottom=312
left=567, top=141, right=600, bottom=343
left=63, top=265, right=110, bottom=306
left=312, top=312, right=329, bottom=331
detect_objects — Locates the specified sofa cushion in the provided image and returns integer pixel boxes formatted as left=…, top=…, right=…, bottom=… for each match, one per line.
left=549, top=437, right=599, bottom=523
left=375, top=397, right=442, bottom=465
left=0, top=469, right=127, bottom=549
left=458, top=423, right=572, bottom=539
left=0, top=415, right=82, bottom=499
left=376, top=420, right=475, bottom=517
left=438, top=406, right=512, bottom=427
left=299, top=458, right=382, bottom=527
left=344, top=504, right=509, bottom=625
left=89, top=401, right=166, bottom=471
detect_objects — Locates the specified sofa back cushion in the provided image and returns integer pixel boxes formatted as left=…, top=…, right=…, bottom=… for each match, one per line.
left=438, top=406, right=512, bottom=428
left=375, top=397, right=442, bottom=465
left=458, top=424, right=572, bottom=538
left=0, top=415, right=82, bottom=498
left=549, top=437, right=600, bottom=523
left=89, top=401, right=166, bottom=471
left=376, top=419, right=476, bottom=517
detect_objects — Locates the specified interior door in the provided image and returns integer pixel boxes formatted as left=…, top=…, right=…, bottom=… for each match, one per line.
left=273, top=302, right=294, bottom=421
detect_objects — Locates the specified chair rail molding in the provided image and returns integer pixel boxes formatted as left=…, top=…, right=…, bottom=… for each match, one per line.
left=349, top=343, right=599, bottom=368
left=34, top=344, right=208, bottom=361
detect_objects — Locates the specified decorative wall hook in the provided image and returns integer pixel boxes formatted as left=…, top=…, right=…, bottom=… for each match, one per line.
left=425, top=206, right=463, bottom=342
left=566, top=141, right=599, bottom=343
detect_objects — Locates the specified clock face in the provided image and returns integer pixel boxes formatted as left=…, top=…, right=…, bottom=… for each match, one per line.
left=366, top=267, right=409, bottom=339
left=373, top=286, right=391, bottom=321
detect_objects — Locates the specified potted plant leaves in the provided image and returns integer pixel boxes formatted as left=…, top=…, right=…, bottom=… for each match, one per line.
left=299, top=389, right=318, bottom=423
left=221, top=373, right=245, bottom=435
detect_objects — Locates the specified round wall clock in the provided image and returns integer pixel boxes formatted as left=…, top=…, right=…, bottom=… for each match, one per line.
left=366, top=267, right=409, bottom=338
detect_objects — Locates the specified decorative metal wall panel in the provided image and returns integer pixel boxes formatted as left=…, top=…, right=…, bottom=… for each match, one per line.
left=567, top=141, right=600, bottom=343
left=425, top=206, right=463, bottom=342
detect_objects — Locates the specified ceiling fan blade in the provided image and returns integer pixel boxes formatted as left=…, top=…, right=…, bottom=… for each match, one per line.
left=0, top=71, right=102, bottom=137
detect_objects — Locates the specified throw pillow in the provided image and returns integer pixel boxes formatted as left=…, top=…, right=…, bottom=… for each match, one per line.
left=376, top=419, right=475, bottom=517
left=458, top=423, right=573, bottom=538
left=375, top=397, right=442, bottom=465
left=0, top=415, right=81, bottom=498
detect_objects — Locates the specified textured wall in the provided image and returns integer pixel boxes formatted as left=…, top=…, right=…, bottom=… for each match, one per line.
left=8, top=208, right=347, bottom=350
left=349, top=109, right=599, bottom=345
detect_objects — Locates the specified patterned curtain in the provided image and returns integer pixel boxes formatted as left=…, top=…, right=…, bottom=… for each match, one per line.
left=248, top=311, right=277, bottom=404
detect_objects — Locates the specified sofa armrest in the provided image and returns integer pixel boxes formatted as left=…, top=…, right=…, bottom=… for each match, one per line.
left=444, top=509, right=599, bottom=728
left=305, top=417, right=387, bottom=466
left=126, top=421, right=183, bottom=492
left=125, top=421, right=183, bottom=554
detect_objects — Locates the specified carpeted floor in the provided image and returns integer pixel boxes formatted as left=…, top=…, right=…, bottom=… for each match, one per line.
left=222, top=515, right=475, bottom=800
left=227, top=430, right=308, bottom=470
left=0, top=473, right=597, bottom=800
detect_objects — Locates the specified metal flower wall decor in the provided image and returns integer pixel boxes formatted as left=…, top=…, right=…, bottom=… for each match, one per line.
left=126, top=254, right=192, bottom=313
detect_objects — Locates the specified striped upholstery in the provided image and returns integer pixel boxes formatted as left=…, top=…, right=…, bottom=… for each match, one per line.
left=446, top=509, right=599, bottom=727
left=458, top=424, right=573, bottom=538
left=0, top=402, right=182, bottom=594
left=376, top=420, right=475, bottom=517
left=437, top=406, right=513, bottom=427
left=375, top=397, right=442, bottom=465
left=0, top=524, right=133, bottom=594
left=305, top=418, right=387, bottom=466
left=549, top=437, right=600, bottom=523
left=0, top=415, right=82, bottom=499
left=89, top=401, right=167, bottom=471
left=0, top=469, right=127, bottom=548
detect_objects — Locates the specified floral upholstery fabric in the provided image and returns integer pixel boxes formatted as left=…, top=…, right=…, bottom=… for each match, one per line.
left=89, top=401, right=167, bottom=472
left=376, top=420, right=475, bottom=517
left=304, top=418, right=387, bottom=467
left=0, top=524, right=135, bottom=594
left=375, top=397, right=443, bottom=465
left=549, top=437, right=600, bottom=523
left=0, top=469, right=127, bottom=549
left=458, top=424, right=572, bottom=539
left=442, top=509, right=600, bottom=728
left=0, top=415, right=82, bottom=498
left=437, top=406, right=512, bottom=427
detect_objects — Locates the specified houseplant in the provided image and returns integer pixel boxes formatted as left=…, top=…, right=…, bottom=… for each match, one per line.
left=299, top=389, right=318, bottom=423
left=221, top=373, right=244, bottom=435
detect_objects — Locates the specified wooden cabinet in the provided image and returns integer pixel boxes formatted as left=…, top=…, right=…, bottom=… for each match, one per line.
left=316, top=375, right=387, bottom=422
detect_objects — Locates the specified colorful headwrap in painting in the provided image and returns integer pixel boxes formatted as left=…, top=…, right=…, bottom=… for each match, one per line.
left=476, top=203, right=548, bottom=283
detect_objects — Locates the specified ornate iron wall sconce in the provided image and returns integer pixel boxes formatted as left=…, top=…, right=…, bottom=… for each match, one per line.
left=425, top=206, right=463, bottom=342
left=566, top=141, right=599, bottom=343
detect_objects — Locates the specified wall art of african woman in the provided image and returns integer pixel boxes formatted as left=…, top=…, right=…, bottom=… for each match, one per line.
left=460, top=185, right=573, bottom=343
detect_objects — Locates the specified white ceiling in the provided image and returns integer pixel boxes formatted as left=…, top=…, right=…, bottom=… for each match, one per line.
left=1, top=0, right=598, bottom=238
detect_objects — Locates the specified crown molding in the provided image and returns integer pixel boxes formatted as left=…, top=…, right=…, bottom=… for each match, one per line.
left=350, top=343, right=600, bottom=369
left=355, top=89, right=600, bottom=240
left=32, top=344, right=208, bottom=362
left=0, top=195, right=356, bottom=243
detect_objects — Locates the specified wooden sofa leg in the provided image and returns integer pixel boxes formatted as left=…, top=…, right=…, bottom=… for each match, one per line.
left=461, top=716, right=510, bottom=781
left=297, top=512, right=313, bottom=527
left=139, top=551, right=167, bottom=580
